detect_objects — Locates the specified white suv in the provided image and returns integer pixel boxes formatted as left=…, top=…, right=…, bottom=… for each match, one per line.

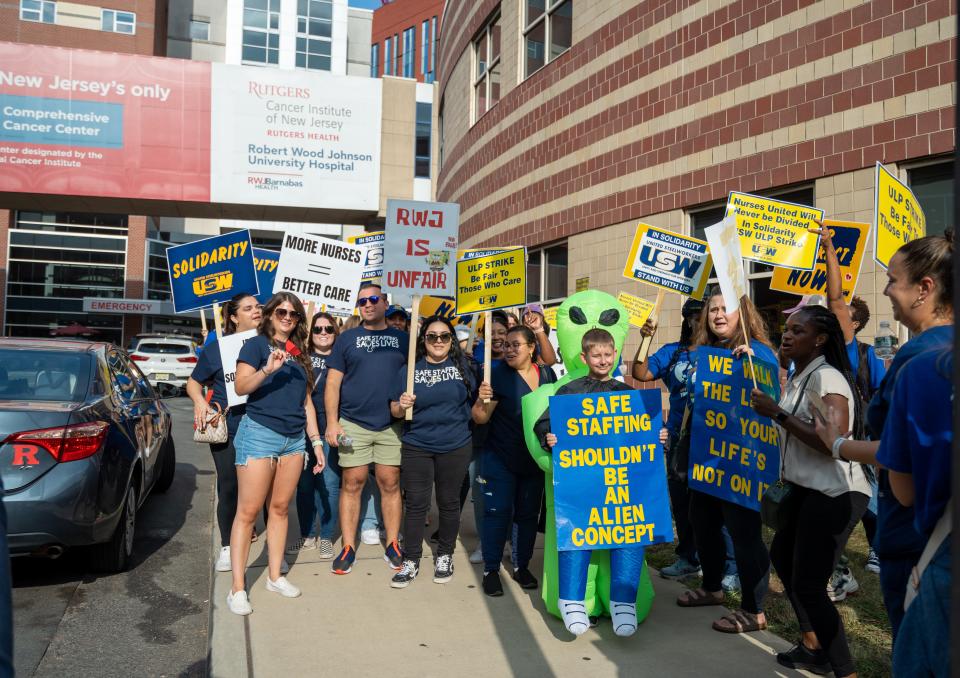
left=129, top=337, right=197, bottom=390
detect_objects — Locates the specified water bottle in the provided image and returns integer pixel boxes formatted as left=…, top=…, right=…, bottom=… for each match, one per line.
left=874, top=320, right=898, bottom=360
left=336, top=432, right=353, bottom=448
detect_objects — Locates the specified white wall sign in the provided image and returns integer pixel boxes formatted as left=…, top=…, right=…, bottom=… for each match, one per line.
left=219, top=329, right=258, bottom=407
left=83, top=298, right=175, bottom=315
left=383, top=199, right=459, bottom=303
left=273, top=232, right=365, bottom=308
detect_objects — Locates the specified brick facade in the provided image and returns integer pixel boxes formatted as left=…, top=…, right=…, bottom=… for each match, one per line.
left=371, top=0, right=443, bottom=80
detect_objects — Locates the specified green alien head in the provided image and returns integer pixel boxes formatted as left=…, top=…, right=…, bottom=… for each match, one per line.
left=556, top=290, right=630, bottom=378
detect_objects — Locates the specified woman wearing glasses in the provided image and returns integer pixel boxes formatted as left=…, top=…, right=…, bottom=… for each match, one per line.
left=472, top=325, right=557, bottom=597
left=389, top=316, right=492, bottom=587
left=288, top=312, right=340, bottom=560
left=226, top=292, right=325, bottom=615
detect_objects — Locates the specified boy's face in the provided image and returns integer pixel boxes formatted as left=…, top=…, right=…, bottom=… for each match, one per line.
left=581, top=343, right=616, bottom=378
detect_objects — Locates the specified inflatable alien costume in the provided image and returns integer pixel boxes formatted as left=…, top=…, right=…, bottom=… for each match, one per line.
left=520, top=291, right=654, bottom=636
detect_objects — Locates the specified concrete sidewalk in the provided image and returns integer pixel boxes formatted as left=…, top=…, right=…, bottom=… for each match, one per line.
left=210, top=506, right=807, bottom=678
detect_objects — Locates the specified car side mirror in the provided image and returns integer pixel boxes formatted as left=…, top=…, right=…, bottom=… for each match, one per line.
left=155, top=382, right=180, bottom=399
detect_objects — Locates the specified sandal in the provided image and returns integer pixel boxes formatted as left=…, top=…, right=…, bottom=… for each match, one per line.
left=676, top=588, right=724, bottom=607
left=712, top=609, right=767, bottom=634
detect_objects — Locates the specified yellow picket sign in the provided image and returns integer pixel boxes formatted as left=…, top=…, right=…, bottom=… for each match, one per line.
left=458, top=245, right=525, bottom=261
left=771, top=220, right=870, bottom=301
left=418, top=295, right=463, bottom=325
left=456, top=249, right=527, bottom=314
left=542, top=306, right=558, bottom=329
left=575, top=276, right=590, bottom=292
left=873, top=162, right=926, bottom=269
left=616, top=292, right=657, bottom=328
left=724, top=192, right=824, bottom=270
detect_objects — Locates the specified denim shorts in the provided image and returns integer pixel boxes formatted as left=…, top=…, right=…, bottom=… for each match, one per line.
left=234, top=415, right=306, bottom=467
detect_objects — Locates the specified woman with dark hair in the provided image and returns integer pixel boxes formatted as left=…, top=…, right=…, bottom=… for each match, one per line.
left=388, top=316, right=491, bottom=587
left=287, top=312, right=340, bottom=559
left=226, top=292, right=324, bottom=615
left=675, top=288, right=778, bottom=635
left=473, top=325, right=557, bottom=597
left=186, top=292, right=261, bottom=573
left=750, top=306, right=871, bottom=677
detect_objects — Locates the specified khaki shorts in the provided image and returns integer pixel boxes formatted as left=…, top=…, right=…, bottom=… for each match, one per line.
left=337, top=419, right=402, bottom=468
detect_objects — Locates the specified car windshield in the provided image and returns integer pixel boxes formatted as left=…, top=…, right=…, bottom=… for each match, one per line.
left=0, top=349, right=92, bottom=401
left=137, top=343, right=191, bottom=355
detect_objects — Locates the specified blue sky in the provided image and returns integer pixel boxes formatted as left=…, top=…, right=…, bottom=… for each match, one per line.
left=348, top=0, right=382, bottom=9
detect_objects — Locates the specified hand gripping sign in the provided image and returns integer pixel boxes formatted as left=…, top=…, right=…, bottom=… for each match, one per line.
left=272, top=232, right=365, bottom=309
left=724, top=192, right=823, bottom=270
left=166, top=230, right=259, bottom=313
left=622, top=223, right=713, bottom=298
left=873, top=162, right=926, bottom=270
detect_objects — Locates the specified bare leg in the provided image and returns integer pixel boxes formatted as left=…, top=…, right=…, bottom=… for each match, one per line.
left=339, top=465, right=369, bottom=549
left=230, top=460, right=276, bottom=593
left=265, top=454, right=304, bottom=580
left=375, top=464, right=402, bottom=544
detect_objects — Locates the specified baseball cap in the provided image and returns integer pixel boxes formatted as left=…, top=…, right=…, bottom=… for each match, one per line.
left=385, top=304, right=410, bottom=319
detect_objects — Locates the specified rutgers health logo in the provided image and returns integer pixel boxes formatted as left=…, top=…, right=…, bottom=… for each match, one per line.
left=356, top=335, right=400, bottom=353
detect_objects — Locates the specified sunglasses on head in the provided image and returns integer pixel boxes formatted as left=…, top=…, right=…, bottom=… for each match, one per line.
left=274, top=308, right=302, bottom=321
left=312, top=325, right=336, bottom=335
left=356, top=295, right=382, bottom=307
left=424, top=332, right=452, bottom=344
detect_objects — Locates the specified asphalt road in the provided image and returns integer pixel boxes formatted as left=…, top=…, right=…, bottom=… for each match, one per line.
left=11, top=397, right=214, bottom=678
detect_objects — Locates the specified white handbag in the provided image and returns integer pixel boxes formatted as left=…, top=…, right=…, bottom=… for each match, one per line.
left=194, top=401, right=228, bottom=444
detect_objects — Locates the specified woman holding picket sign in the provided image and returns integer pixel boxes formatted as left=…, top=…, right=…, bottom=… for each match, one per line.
left=187, top=293, right=261, bottom=573
left=675, top=287, right=777, bottom=634
left=226, top=292, right=324, bottom=616
left=750, top=305, right=870, bottom=677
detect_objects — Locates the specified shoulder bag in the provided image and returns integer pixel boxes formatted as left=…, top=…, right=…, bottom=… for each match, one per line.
left=194, top=392, right=228, bottom=444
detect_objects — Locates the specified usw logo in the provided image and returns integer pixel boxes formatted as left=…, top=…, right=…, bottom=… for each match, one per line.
left=637, top=246, right=702, bottom=277
left=192, top=272, right=233, bottom=296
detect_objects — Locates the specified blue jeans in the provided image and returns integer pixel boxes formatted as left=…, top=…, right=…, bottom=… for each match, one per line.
left=880, top=554, right=919, bottom=643
left=469, top=450, right=483, bottom=543
left=480, top=449, right=543, bottom=572
left=295, top=442, right=340, bottom=540
left=360, top=472, right=382, bottom=534
left=558, top=547, right=645, bottom=602
left=893, top=541, right=950, bottom=677
left=0, top=477, right=11, bottom=677
left=722, top=526, right=738, bottom=577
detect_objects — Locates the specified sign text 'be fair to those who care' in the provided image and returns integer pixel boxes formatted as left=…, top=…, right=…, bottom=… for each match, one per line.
left=873, top=162, right=926, bottom=270
left=455, top=248, right=527, bottom=314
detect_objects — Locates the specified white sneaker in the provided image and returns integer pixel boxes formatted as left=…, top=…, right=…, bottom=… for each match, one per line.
left=280, top=559, right=290, bottom=575
left=285, top=537, right=317, bottom=554
left=227, top=589, right=252, bottom=615
left=266, top=575, right=302, bottom=598
left=215, top=546, right=231, bottom=572
left=361, top=528, right=380, bottom=545
left=469, top=548, right=483, bottom=564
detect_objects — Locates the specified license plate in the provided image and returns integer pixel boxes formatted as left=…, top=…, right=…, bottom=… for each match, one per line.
left=153, top=373, right=172, bottom=381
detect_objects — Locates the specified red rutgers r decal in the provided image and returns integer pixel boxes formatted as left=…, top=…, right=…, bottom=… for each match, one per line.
left=12, top=444, right=40, bottom=466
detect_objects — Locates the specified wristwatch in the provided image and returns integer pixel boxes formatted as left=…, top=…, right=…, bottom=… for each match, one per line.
left=774, top=411, right=788, bottom=424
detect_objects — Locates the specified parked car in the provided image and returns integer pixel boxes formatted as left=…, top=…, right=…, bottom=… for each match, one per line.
left=129, top=336, right=197, bottom=391
left=0, top=338, right=176, bottom=572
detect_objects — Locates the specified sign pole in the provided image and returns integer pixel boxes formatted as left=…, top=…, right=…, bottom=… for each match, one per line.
left=483, top=311, right=492, bottom=400
left=465, top=315, right=478, bottom=355
left=738, top=295, right=759, bottom=390
left=635, top=290, right=665, bottom=364
left=212, top=303, right=223, bottom=340
left=306, top=301, right=315, bottom=326
left=405, top=295, right=421, bottom=421
left=199, top=308, right=208, bottom=336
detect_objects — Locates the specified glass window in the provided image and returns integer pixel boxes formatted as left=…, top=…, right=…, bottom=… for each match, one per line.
left=526, top=244, right=567, bottom=303
left=384, top=38, right=392, bottom=75
left=189, top=19, right=210, bottom=41
left=421, top=19, right=430, bottom=81
left=242, top=0, right=280, bottom=65
left=20, top=0, right=55, bottom=23
left=524, top=0, right=572, bottom=78
left=402, top=27, right=415, bottom=78
left=371, top=43, right=379, bottom=77
left=0, top=349, right=91, bottom=401
left=102, top=9, right=136, bottom=34
left=296, top=0, right=332, bottom=71
left=430, top=16, right=437, bottom=78
left=393, top=34, right=400, bottom=75
left=473, top=13, right=502, bottom=121
left=415, top=102, right=431, bottom=178
left=909, top=162, right=953, bottom=237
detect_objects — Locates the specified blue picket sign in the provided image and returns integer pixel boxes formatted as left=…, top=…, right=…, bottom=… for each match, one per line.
left=166, top=230, right=259, bottom=313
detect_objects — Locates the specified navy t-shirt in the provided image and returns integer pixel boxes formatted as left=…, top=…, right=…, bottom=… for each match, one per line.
left=647, top=341, right=694, bottom=436
left=393, top=358, right=475, bottom=452
left=876, top=347, right=952, bottom=538
left=487, top=361, right=557, bottom=475
left=310, top=351, right=331, bottom=435
left=326, top=326, right=408, bottom=431
left=191, top=338, right=246, bottom=435
left=237, top=334, right=308, bottom=437
left=867, top=324, right=953, bottom=558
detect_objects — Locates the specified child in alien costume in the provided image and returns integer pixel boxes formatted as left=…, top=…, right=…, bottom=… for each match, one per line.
left=520, top=290, right=655, bottom=637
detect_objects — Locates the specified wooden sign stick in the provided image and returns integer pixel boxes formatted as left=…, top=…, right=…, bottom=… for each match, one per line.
left=739, top=295, right=759, bottom=390
left=635, top=289, right=665, bottom=363
left=483, top=311, right=492, bottom=401
left=199, top=308, right=208, bottom=336
left=405, top=296, right=421, bottom=421
left=306, top=301, right=315, bottom=327
left=465, top=315, right=478, bottom=355
left=212, top=303, right=223, bottom=340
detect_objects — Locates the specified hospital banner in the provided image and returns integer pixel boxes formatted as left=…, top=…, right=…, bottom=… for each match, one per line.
left=873, top=162, right=926, bottom=269
left=771, top=220, right=869, bottom=301
left=166, top=230, right=258, bottom=313
left=550, top=389, right=673, bottom=551
left=688, top=348, right=781, bottom=511
left=725, top=192, right=823, bottom=270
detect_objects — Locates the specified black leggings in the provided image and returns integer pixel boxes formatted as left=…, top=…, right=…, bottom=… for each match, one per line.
left=209, top=439, right=239, bottom=547
left=400, top=443, right=473, bottom=561
left=770, top=487, right=868, bottom=677
left=688, top=490, right=769, bottom=613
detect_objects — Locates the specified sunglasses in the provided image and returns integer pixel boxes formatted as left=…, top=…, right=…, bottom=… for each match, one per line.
left=312, top=325, right=336, bottom=335
left=424, top=332, right=452, bottom=344
left=274, top=308, right=302, bottom=321
left=356, top=295, right=382, bottom=307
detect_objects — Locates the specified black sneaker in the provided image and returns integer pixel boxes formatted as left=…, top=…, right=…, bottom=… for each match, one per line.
left=331, top=545, right=356, bottom=575
left=433, top=554, right=454, bottom=583
left=512, top=567, right=538, bottom=589
left=483, top=570, right=504, bottom=597
left=390, top=559, right=419, bottom=588
left=384, top=539, right=404, bottom=570
left=776, top=643, right=831, bottom=675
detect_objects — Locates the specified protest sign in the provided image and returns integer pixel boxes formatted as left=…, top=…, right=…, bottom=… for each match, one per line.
left=771, top=220, right=869, bottom=301
left=253, top=248, right=280, bottom=305
left=873, top=162, right=926, bottom=269
left=543, top=306, right=558, bottom=329
left=704, top=216, right=748, bottom=313
left=622, top=224, right=712, bottom=298
left=347, top=231, right=385, bottom=284
left=725, top=192, right=823, bottom=270
left=166, top=230, right=258, bottom=313
left=456, top=248, right=527, bottom=314
left=688, top=348, right=781, bottom=511
left=418, top=295, right=465, bottom=325
left=616, top=292, right=656, bottom=328
left=550, top=389, right=673, bottom=551
left=383, top=199, right=459, bottom=302
left=575, top=277, right=590, bottom=292
left=273, top=232, right=365, bottom=309
left=458, top=246, right=523, bottom=260
left=218, top=329, right=258, bottom=407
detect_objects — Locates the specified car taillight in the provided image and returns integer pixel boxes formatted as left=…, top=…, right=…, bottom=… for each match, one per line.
left=6, top=421, right=109, bottom=462
left=177, top=356, right=198, bottom=363
left=130, top=355, right=148, bottom=361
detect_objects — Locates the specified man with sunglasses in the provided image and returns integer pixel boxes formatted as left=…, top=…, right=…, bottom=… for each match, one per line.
left=325, top=283, right=409, bottom=574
